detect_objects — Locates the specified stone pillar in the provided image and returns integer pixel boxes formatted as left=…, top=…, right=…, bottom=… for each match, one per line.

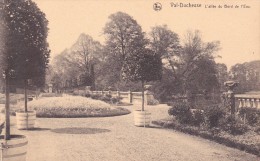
left=117, top=90, right=120, bottom=98
left=48, top=84, right=53, bottom=93
left=128, top=90, right=132, bottom=104
left=224, top=81, right=239, bottom=118
left=108, top=86, right=112, bottom=95
left=85, top=86, right=91, bottom=95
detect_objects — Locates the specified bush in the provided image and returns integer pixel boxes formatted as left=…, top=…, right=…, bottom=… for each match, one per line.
left=254, top=126, right=260, bottom=134
left=90, top=94, right=103, bottom=100
left=111, top=97, right=121, bottom=104
left=239, top=108, right=260, bottom=126
left=85, top=93, right=121, bottom=104
left=192, top=110, right=205, bottom=127
left=220, top=116, right=249, bottom=135
left=205, top=105, right=226, bottom=128
left=168, top=102, right=194, bottom=125
left=40, top=93, right=62, bottom=97
left=85, top=93, right=91, bottom=98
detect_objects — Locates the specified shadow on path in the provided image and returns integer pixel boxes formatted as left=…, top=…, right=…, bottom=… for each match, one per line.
left=51, top=127, right=111, bottom=134
left=26, top=128, right=51, bottom=131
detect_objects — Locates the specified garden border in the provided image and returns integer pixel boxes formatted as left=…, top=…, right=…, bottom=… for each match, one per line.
left=152, top=120, right=260, bottom=157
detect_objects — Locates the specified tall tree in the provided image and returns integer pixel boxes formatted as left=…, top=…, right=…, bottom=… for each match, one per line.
left=102, top=12, right=147, bottom=88
left=69, top=34, right=102, bottom=88
left=150, top=25, right=181, bottom=77
left=51, top=34, right=103, bottom=90
left=178, top=30, right=220, bottom=96
left=0, top=0, right=50, bottom=139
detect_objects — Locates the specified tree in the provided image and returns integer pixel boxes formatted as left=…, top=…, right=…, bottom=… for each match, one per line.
left=0, top=0, right=49, bottom=139
left=51, top=34, right=103, bottom=90
left=122, top=48, right=162, bottom=111
left=149, top=25, right=182, bottom=101
left=178, top=30, right=220, bottom=97
left=216, top=63, right=228, bottom=92
left=150, top=25, right=181, bottom=77
left=70, top=34, right=103, bottom=89
left=102, top=12, right=147, bottom=88
left=229, top=60, right=260, bottom=93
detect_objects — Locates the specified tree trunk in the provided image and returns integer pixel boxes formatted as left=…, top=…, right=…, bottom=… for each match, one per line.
left=24, top=79, right=28, bottom=112
left=141, top=80, right=144, bottom=111
left=90, top=64, right=95, bottom=90
left=5, top=72, right=10, bottom=140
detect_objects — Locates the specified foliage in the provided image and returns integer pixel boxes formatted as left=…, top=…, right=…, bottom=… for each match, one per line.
left=220, top=115, right=249, bottom=135
left=229, top=60, right=260, bottom=93
left=168, top=102, right=205, bottom=126
left=100, top=12, right=148, bottom=88
left=1, top=0, right=50, bottom=86
left=153, top=119, right=260, bottom=156
left=40, top=93, right=62, bottom=97
left=192, top=110, right=205, bottom=127
left=26, top=96, right=130, bottom=117
left=168, top=102, right=193, bottom=124
left=122, top=49, right=162, bottom=83
left=215, top=63, right=228, bottom=92
left=51, top=34, right=103, bottom=90
left=0, top=0, right=49, bottom=139
left=204, top=105, right=226, bottom=128
left=239, top=107, right=260, bottom=126
left=85, top=93, right=121, bottom=104
left=149, top=29, right=221, bottom=102
left=149, top=25, right=181, bottom=74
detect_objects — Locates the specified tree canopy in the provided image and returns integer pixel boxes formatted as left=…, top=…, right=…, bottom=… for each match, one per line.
left=102, top=12, right=147, bottom=88
left=0, top=0, right=50, bottom=87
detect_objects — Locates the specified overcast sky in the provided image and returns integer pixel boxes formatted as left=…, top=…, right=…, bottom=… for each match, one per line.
left=33, top=0, right=260, bottom=69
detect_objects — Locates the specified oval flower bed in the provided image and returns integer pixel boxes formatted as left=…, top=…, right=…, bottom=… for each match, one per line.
left=27, top=96, right=130, bottom=118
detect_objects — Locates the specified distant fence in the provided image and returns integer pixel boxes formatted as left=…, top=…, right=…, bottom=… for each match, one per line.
left=73, top=89, right=158, bottom=105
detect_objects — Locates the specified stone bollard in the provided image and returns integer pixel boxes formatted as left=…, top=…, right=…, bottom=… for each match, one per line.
left=224, top=81, right=239, bottom=119
left=128, top=90, right=132, bottom=104
left=117, top=90, right=121, bottom=98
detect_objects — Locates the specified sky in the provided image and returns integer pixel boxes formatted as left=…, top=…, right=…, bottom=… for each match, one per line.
left=33, top=0, right=260, bottom=69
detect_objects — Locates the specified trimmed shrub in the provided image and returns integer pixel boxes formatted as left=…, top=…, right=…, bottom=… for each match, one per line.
left=40, top=93, right=62, bottom=97
left=168, top=102, right=194, bottom=125
left=205, top=105, right=226, bottom=128
left=85, top=93, right=121, bottom=104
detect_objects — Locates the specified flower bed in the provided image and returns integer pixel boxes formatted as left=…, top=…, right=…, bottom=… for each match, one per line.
left=25, top=96, right=130, bottom=118
left=152, top=119, right=260, bottom=156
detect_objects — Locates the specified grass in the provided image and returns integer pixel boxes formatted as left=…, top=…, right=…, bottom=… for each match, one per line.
left=26, top=96, right=130, bottom=118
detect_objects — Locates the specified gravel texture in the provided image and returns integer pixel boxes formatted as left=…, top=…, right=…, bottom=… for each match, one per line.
left=2, top=104, right=259, bottom=161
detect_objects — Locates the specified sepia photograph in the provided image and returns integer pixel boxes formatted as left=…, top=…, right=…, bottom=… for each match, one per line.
left=0, top=0, right=260, bottom=160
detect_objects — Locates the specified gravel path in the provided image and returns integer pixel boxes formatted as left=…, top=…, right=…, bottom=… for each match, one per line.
left=5, top=104, right=260, bottom=161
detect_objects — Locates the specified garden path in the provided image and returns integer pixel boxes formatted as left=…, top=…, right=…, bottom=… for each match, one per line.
left=6, top=104, right=260, bottom=161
